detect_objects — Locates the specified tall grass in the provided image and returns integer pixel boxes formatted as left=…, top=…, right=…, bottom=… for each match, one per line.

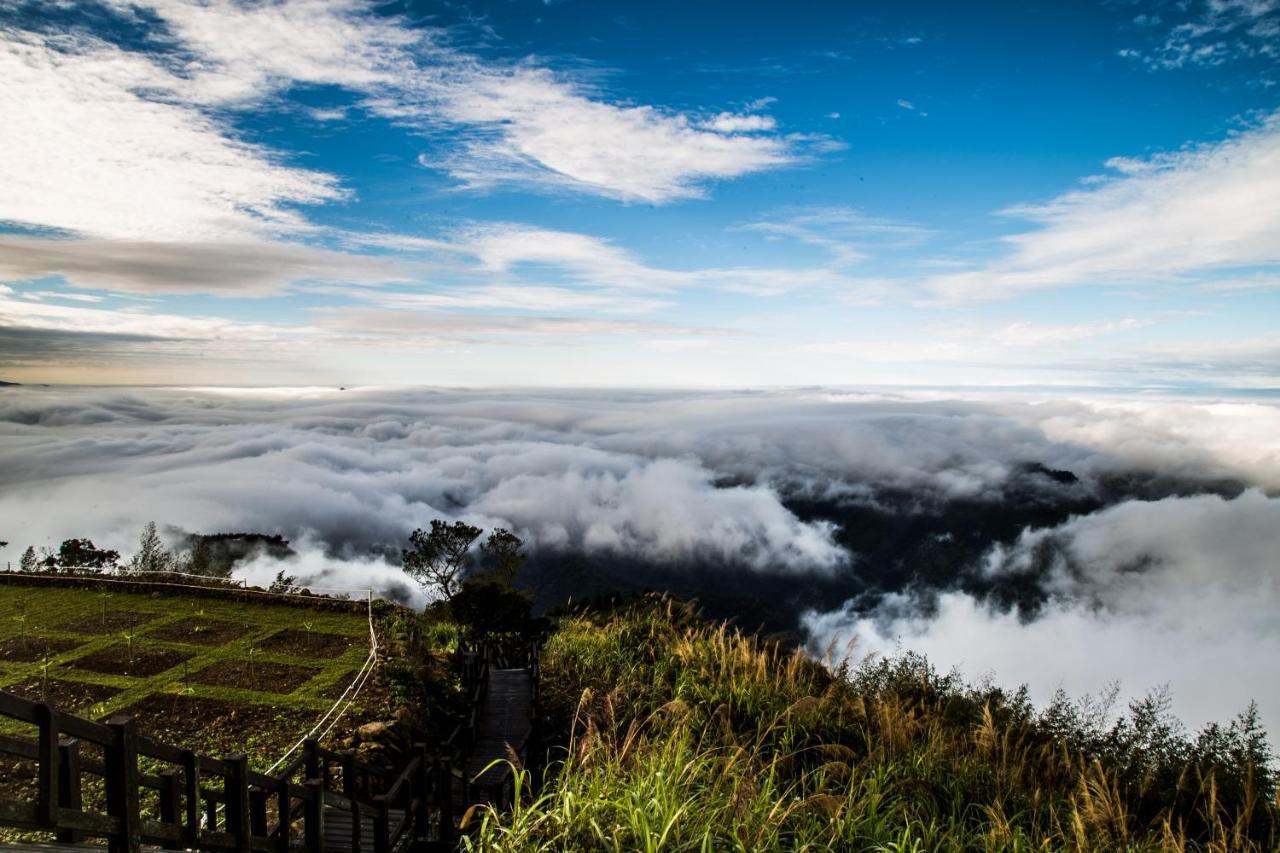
left=463, top=595, right=1276, bottom=852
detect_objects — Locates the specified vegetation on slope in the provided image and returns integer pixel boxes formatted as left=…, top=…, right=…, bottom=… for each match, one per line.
left=466, top=596, right=1276, bottom=852
left=0, top=584, right=382, bottom=761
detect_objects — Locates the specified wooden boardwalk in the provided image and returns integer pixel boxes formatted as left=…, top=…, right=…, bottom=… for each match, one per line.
left=458, top=667, right=534, bottom=812
left=322, top=807, right=406, bottom=853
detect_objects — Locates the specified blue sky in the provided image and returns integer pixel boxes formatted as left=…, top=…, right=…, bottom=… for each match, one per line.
left=1, top=0, right=1278, bottom=387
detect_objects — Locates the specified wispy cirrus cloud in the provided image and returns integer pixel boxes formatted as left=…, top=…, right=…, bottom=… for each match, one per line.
left=100, top=0, right=813, bottom=204
left=737, top=206, right=931, bottom=267
left=1, top=0, right=816, bottom=280
left=923, top=112, right=1280, bottom=302
left=1119, top=0, right=1280, bottom=70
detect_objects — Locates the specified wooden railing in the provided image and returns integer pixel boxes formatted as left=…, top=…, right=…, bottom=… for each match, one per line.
left=0, top=640, right=539, bottom=852
left=0, top=688, right=456, bottom=853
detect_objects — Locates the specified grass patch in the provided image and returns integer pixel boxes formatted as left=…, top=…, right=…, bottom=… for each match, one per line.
left=466, top=596, right=1278, bottom=852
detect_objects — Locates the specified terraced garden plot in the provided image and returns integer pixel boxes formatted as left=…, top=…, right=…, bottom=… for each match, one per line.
left=0, top=584, right=392, bottom=768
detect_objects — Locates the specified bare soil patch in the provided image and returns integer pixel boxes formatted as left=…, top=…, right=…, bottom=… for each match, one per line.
left=190, top=660, right=319, bottom=694
left=147, top=618, right=245, bottom=647
left=60, top=611, right=154, bottom=635
left=0, top=636, right=85, bottom=663
left=260, top=628, right=356, bottom=659
left=67, top=644, right=192, bottom=678
left=3, top=677, right=122, bottom=713
left=116, top=695, right=316, bottom=758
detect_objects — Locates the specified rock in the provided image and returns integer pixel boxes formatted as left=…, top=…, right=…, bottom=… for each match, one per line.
left=357, top=721, right=390, bottom=740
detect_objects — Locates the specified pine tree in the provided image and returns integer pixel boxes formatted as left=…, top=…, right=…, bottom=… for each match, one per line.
left=186, top=536, right=212, bottom=576
left=19, top=546, right=37, bottom=573
left=129, top=521, right=172, bottom=574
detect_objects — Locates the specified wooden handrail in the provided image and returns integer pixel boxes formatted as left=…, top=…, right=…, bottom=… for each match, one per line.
left=0, top=636, right=540, bottom=852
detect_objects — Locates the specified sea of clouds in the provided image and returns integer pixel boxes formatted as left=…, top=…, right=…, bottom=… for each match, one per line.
left=1, top=385, right=1277, bottom=734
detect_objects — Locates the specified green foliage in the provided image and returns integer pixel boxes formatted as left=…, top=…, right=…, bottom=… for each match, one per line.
left=377, top=609, right=465, bottom=729
left=481, top=528, right=527, bottom=587
left=465, top=596, right=1278, bottom=852
left=18, top=547, right=37, bottom=573
left=49, top=538, right=120, bottom=573
left=402, top=519, right=483, bottom=602
left=127, top=521, right=174, bottom=574
left=268, top=569, right=299, bottom=593
left=449, top=579, right=539, bottom=639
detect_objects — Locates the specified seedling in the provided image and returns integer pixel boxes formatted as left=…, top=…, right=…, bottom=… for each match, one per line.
left=98, top=589, right=113, bottom=630
left=12, top=597, right=30, bottom=651
left=120, top=626, right=138, bottom=672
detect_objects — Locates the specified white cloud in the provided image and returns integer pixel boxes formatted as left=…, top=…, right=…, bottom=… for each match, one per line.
left=371, top=286, right=671, bottom=314
left=701, top=112, right=778, bottom=133
left=110, top=0, right=809, bottom=204
left=438, top=222, right=872, bottom=297
left=311, top=307, right=738, bottom=347
left=0, top=236, right=410, bottom=295
left=803, top=317, right=1153, bottom=358
left=0, top=386, right=849, bottom=577
left=805, top=490, right=1280, bottom=734
left=737, top=206, right=931, bottom=267
left=925, top=113, right=1280, bottom=301
left=1121, top=0, right=1280, bottom=69
left=0, top=289, right=306, bottom=343
left=0, top=29, right=345, bottom=240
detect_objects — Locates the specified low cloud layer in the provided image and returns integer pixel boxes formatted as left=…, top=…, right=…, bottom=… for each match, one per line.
left=805, top=489, right=1280, bottom=734
left=1, top=385, right=1277, bottom=733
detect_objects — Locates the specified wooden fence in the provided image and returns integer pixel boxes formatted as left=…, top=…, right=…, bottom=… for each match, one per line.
left=0, top=639, right=542, bottom=853
left=0, top=689, right=453, bottom=853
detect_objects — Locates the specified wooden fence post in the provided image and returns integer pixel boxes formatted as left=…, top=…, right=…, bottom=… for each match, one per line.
left=372, top=794, right=389, bottom=853
left=341, top=752, right=361, bottom=853
left=303, top=738, right=320, bottom=780
left=225, top=753, right=252, bottom=853
left=35, top=703, right=58, bottom=827
left=438, top=753, right=453, bottom=846
left=57, top=738, right=82, bottom=843
left=304, top=779, right=325, bottom=853
left=250, top=786, right=269, bottom=841
left=182, top=749, right=200, bottom=846
left=412, top=744, right=429, bottom=839
left=159, top=769, right=182, bottom=850
left=104, top=715, right=141, bottom=853
left=276, top=776, right=292, bottom=853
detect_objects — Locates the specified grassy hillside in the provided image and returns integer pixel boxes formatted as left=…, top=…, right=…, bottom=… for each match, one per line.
left=466, top=596, right=1277, bottom=852
left=0, top=583, right=387, bottom=766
